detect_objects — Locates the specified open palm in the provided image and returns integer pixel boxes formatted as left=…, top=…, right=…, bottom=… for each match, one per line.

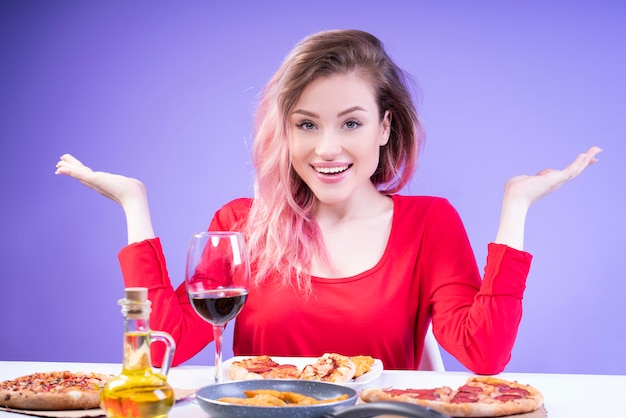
left=504, top=146, right=601, bottom=206
left=55, top=154, right=146, bottom=207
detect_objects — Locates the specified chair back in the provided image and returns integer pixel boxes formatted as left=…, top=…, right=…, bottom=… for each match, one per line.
left=417, top=322, right=445, bottom=371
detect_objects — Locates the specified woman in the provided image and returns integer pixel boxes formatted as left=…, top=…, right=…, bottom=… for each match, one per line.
left=55, top=29, right=600, bottom=374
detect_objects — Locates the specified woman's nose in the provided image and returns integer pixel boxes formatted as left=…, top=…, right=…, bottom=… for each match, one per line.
left=315, top=131, right=342, bottom=160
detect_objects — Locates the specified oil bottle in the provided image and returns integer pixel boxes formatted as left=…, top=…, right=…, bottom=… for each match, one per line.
left=101, top=287, right=176, bottom=418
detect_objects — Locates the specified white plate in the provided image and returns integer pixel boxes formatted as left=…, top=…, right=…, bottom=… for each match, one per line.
left=222, top=356, right=384, bottom=387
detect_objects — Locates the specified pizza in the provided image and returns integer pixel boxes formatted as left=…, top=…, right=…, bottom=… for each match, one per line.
left=349, top=355, right=376, bottom=378
left=300, top=353, right=356, bottom=383
left=0, top=370, right=113, bottom=411
left=229, top=353, right=373, bottom=384
left=229, top=355, right=303, bottom=380
left=360, top=376, right=543, bottom=417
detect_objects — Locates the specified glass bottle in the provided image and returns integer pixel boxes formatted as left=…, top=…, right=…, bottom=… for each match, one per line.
left=100, top=287, right=176, bottom=418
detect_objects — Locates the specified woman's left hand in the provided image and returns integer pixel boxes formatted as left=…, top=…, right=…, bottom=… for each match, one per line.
left=503, top=146, right=602, bottom=208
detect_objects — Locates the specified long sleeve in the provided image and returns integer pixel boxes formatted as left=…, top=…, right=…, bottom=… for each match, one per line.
left=117, top=198, right=253, bottom=366
left=118, top=238, right=214, bottom=366
left=421, top=199, right=532, bottom=374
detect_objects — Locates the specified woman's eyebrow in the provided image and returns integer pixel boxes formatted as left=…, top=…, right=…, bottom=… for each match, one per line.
left=292, top=109, right=318, bottom=118
left=337, top=106, right=366, bottom=117
left=292, top=106, right=366, bottom=118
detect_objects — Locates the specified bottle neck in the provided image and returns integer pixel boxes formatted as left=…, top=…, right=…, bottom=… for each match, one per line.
left=125, top=315, right=150, bottom=333
left=121, top=308, right=153, bottom=372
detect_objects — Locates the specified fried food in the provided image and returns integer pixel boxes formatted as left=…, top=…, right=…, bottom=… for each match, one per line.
left=218, top=389, right=349, bottom=406
left=219, top=394, right=287, bottom=406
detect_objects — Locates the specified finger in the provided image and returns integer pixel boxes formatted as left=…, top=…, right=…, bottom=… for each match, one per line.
left=55, top=159, right=93, bottom=178
left=55, top=163, right=80, bottom=176
left=537, top=168, right=554, bottom=176
left=572, top=149, right=600, bottom=170
left=577, top=146, right=602, bottom=167
left=534, top=146, right=601, bottom=179
left=584, top=145, right=603, bottom=157
left=59, top=153, right=86, bottom=167
left=558, top=147, right=602, bottom=181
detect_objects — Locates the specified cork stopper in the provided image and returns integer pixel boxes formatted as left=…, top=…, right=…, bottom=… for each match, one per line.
left=125, top=287, right=148, bottom=303
left=120, top=287, right=151, bottom=318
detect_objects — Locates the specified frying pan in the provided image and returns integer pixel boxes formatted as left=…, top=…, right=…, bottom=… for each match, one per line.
left=196, top=379, right=450, bottom=418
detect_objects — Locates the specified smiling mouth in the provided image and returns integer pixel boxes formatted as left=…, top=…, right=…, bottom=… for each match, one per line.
left=314, top=165, right=351, bottom=175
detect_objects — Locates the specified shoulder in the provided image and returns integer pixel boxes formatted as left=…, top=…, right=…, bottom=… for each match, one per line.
left=210, top=198, right=253, bottom=231
left=218, top=197, right=253, bottom=215
left=390, top=195, right=467, bottom=241
left=391, top=194, right=460, bottom=219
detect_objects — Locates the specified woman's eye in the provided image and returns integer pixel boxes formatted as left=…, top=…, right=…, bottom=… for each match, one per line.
left=296, top=121, right=316, bottom=130
left=344, top=120, right=361, bottom=129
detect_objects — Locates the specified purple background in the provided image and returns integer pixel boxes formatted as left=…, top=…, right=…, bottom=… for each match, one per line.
left=1, top=1, right=624, bottom=375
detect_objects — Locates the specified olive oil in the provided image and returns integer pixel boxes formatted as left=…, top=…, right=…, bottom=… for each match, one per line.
left=101, top=288, right=176, bottom=418
left=100, top=361, right=174, bottom=418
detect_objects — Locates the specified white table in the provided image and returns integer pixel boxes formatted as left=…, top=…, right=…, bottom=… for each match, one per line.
left=1, top=361, right=624, bottom=417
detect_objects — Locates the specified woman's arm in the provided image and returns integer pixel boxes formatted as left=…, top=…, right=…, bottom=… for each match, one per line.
left=430, top=146, right=602, bottom=373
left=56, top=154, right=212, bottom=365
left=495, top=146, right=602, bottom=250
left=55, top=153, right=155, bottom=244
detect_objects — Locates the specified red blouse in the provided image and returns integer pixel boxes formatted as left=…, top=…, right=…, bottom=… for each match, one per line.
left=119, top=195, right=532, bottom=374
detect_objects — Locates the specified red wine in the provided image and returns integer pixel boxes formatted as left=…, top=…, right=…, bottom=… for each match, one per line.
left=190, top=289, right=248, bottom=326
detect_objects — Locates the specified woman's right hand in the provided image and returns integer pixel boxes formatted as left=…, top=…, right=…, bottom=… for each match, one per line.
left=55, top=154, right=146, bottom=208
left=55, top=153, right=155, bottom=243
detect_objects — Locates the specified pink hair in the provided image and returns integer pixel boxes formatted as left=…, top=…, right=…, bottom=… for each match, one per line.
left=244, top=30, right=425, bottom=293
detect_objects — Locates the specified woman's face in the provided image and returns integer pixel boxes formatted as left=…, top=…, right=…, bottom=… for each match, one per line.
left=289, top=73, right=391, bottom=207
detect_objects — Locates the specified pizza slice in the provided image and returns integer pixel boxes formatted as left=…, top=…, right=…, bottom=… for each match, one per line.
left=300, top=353, right=357, bottom=383
left=360, top=385, right=454, bottom=413
left=229, top=355, right=302, bottom=380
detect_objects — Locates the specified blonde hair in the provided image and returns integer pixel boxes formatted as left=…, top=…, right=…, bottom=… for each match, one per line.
left=245, top=29, right=424, bottom=293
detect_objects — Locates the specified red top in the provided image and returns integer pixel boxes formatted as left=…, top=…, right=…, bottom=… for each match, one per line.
left=119, top=195, right=532, bottom=374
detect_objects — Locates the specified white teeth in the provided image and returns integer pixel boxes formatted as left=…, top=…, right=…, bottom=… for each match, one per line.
left=315, top=166, right=349, bottom=174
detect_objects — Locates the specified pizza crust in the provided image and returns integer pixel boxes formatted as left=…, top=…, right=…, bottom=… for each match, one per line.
left=0, top=390, right=100, bottom=411
left=350, top=355, right=376, bottom=378
left=360, top=386, right=453, bottom=410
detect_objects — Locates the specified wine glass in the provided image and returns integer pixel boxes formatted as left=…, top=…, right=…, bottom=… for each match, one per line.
left=185, top=231, right=250, bottom=383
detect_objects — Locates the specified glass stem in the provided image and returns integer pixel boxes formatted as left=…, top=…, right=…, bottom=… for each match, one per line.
left=213, top=324, right=224, bottom=383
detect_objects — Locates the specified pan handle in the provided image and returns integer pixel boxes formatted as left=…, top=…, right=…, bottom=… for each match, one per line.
left=324, top=401, right=451, bottom=418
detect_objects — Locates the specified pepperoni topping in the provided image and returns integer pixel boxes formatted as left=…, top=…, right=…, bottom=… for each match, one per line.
left=247, top=366, right=275, bottom=373
left=499, top=387, right=530, bottom=397
left=241, top=357, right=281, bottom=375
left=451, top=393, right=480, bottom=404
left=494, top=394, right=523, bottom=402
left=384, top=389, right=440, bottom=400
left=272, top=364, right=299, bottom=371
left=451, top=385, right=483, bottom=403
left=458, top=385, right=483, bottom=393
